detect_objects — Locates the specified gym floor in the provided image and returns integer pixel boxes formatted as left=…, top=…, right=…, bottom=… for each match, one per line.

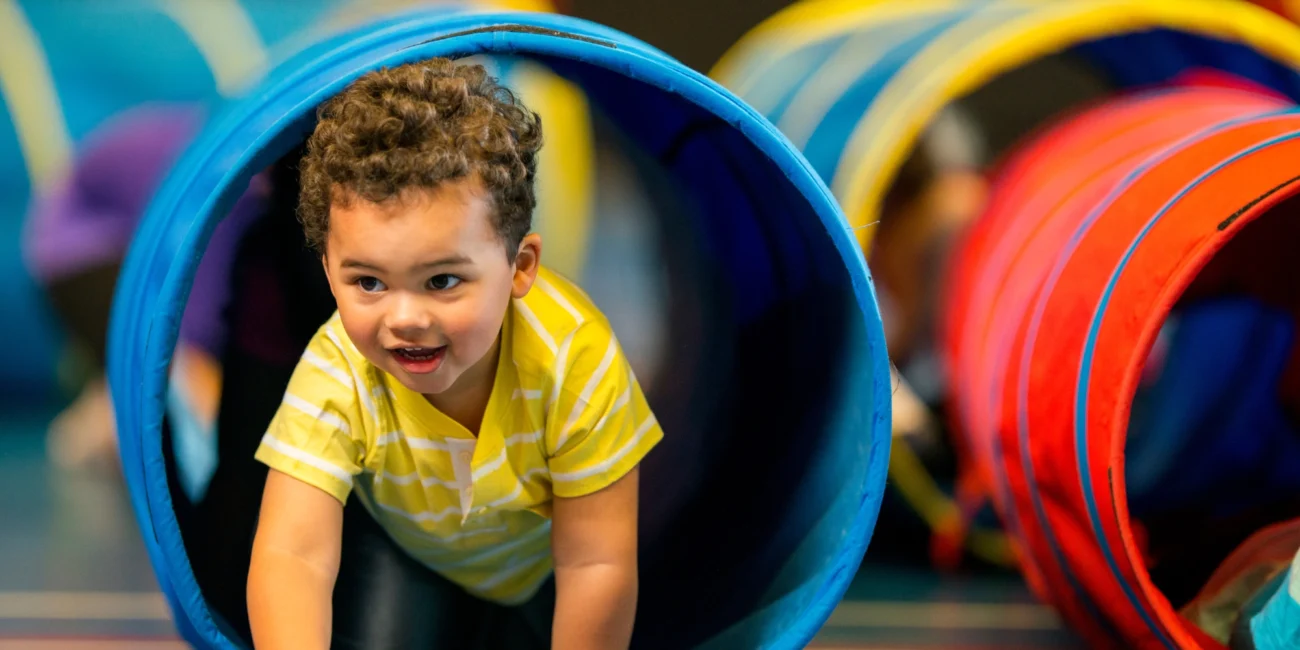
left=0, top=406, right=1085, bottom=649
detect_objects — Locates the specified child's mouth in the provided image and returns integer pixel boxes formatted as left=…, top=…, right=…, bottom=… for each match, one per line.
left=389, top=346, right=446, bottom=374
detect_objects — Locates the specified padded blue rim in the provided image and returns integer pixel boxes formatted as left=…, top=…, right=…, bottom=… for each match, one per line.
left=107, top=9, right=891, bottom=649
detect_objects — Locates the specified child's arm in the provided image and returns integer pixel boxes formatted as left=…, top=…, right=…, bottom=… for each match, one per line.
left=247, top=469, right=345, bottom=649
left=550, top=466, right=641, bottom=650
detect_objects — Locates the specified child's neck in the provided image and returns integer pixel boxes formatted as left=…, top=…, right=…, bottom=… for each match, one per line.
left=423, top=335, right=501, bottom=437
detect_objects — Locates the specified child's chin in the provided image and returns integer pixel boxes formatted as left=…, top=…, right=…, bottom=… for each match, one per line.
left=396, top=372, right=451, bottom=396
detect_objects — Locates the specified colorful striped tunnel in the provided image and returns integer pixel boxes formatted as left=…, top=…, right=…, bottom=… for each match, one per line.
left=106, top=6, right=892, bottom=649
left=716, top=1, right=1300, bottom=648
left=943, top=86, right=1300, bottom=649
left=1, top=0, right=566, bottom=393
left=712, top=0, right=1300, bottom=252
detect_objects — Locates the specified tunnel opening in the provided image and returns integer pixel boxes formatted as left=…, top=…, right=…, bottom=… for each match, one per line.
left=109, top=13, right=889, bottom=650
left=1126, top=191, right=1300, bottom=631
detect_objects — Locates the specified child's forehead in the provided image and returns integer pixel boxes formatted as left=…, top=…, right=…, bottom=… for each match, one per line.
left=331, top=177, right=490, bottom=212
left=327, top=181, right=501, bottom=253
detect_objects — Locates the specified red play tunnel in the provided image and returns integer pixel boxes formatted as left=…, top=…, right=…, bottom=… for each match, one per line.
left=941, top=85, right=1300, bottom=649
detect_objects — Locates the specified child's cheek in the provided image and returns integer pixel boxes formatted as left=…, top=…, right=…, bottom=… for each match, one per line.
left=450, top=298, right=501, bottom=359
left=338, top=308, right=383, bottom=360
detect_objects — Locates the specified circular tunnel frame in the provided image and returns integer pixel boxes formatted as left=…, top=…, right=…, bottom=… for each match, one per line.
left=105, top=8, right=891, bottom=650
left=942, top=88, right=1300, bottom=649
left=711, top=0, right=1300, bottom=253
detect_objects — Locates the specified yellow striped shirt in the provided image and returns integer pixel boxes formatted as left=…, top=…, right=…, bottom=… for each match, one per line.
left=254, top=267, right=663, bottom=604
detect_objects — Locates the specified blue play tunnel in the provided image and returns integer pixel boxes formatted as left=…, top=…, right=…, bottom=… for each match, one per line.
left=107, top=7, right=890, bottom=649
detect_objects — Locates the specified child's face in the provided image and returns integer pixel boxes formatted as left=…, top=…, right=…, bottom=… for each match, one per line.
left=322, top=178, right=539, bottom=397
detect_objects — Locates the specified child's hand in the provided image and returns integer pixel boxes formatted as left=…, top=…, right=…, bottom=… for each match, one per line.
left=247, top=469, right=345, bottom=649
left=551, top=466, right=641, bottom=650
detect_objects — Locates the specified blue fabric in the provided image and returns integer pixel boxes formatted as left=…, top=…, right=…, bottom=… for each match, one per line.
left=3, top=1, right=362, bottom=398
left=106, top=8, right=891, bottom=650
left=1076, top=30, right=1300, bottom=100
left=165, top=374, right=217, bottom=503
left=1251, top=566, right=1300, bottom=650
left=761, top=34, right=853, bottom=126
left=800, top=9, right=983, bottom=183
left=1127, top=298, right=1300, bottom=520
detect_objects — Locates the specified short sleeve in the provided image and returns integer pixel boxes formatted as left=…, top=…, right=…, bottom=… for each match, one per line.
left=254, top=320, right=368, bottom=504
left=546, top=322, right=663, bottom=498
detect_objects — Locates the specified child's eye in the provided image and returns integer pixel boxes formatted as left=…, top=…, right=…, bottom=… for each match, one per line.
left=356, top=277, right=386, bottom=293
left=428, top=274, right=462, bottom=291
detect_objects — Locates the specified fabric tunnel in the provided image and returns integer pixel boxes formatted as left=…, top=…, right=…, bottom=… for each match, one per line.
left=713, top=1, right=1300, bottom=648
left=2, top=0, right=553, bottom=397
left=1250, top=0, right=1300, bottom=24
left=942, top=85, right=1300, bottom=649
left=711, top=0, right=1300, bottom=252
left=105, top=6, right=892, bottom=650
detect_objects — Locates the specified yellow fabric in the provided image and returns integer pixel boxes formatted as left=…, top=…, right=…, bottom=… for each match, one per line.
left=156, top=0, right=268, bottom=96
left=710, top=0, right=957, bottom=99
left=255, top=266, right=662, bottom=604
left=511, top=60, right=596, bottom=281
left=270, top=0, right=557, bottom=65
left=0, top=0, right=71, bottom=191
left=712, top=0, right=1300, bottom=253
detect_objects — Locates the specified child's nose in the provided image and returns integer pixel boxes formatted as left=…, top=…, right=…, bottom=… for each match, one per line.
left=385, top=293, right=434, bottom=336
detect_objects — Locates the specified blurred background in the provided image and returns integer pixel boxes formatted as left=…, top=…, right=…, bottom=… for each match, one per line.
left=9, top=0, right=1300, bottom=648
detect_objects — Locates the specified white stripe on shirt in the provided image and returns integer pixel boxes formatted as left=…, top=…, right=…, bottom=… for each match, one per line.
left=505, top=431, right=542, bottom=446
left=535, top=276, right=584, bottom=324
left=433, top=525, right=510, bottom=544
left=325, top=319, right=361, bottom=356
left=375, top=431, right=461, bottom=453
left=588, top=368, right=633, bottom=435
left=547, top=330, right=577, bottom=411
left=477, top=482, right=524, bottom=511
left=443, top=521, right=551, bottom=568
left=520, top=466, right=550, bottom=482
left=422, top=475, right=460, bottom=489
left=472, top=451, right=507, bottom=481
left=552, top=414, right=658, bottom=483
left=405, top=436, right=453, bottom=451
left=373, top=471, right=458, bottom=490
left=282, top=393, right=350, bottom=435
left=386, top=522, right=510, bottom=548
left=376, top=500, right=461, bottom=523
left=514, top=299, right=557, bottom=353
left=557, top=338, right=618, bottom=447
left=302, top=349, right=353, bottom=388
left=324, top=328, right=376, bottom=422
left=375, top=471, right=418, bottom=486
left=259, top=433, right=353, bottom=483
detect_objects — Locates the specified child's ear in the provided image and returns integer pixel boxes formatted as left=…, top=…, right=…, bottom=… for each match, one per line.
left=511, top=233, right=542, bottom=299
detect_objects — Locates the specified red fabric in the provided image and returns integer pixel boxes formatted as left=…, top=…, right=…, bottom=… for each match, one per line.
left=1067, top=112, right=1300, bottom=649
left=1244, top=0, right=1296, bottom=22
left=941, top=85, right=1298, bottom=649
left=1171, top=67, right=1292, bottom=102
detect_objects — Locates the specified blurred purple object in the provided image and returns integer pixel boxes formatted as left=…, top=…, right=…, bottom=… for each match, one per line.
left=23, top=102, right=269, bottom=358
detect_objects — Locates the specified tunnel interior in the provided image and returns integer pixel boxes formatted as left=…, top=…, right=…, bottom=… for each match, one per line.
left=1126, top=192, right=1300, bottom=615
left=136, top=40, right=886, bottom=650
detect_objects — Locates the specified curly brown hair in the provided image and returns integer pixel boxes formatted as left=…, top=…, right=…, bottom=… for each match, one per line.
left=298, top=57, right=543, bottom=259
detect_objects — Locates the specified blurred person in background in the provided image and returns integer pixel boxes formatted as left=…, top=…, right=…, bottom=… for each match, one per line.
left=867, top=104, right=1006, bottom=569
left=22, top=102, right=267, bottom=476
